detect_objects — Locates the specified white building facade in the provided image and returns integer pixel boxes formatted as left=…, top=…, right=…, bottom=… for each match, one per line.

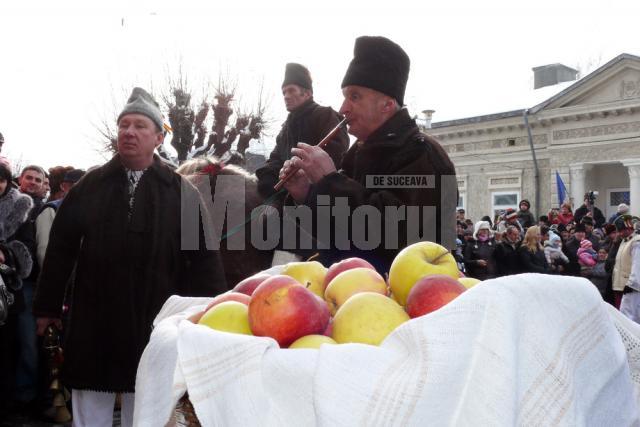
left=425, top=54, right=640, bottom=223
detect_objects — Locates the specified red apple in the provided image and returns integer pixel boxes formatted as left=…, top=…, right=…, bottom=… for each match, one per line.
left=323, top=319, right=333, bottom=337
left=204, top=292, right=251, bottom=312
left=405, top=275, right=466, bottom=318
left=249, top=275, right=330, bottom=347
left=233, top=274, right=272, bottom=296
left=323, top=257, right=376, bottom=291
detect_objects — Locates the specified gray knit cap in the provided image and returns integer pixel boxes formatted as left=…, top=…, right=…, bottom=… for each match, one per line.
left=117, top=87, right=164, bottom=131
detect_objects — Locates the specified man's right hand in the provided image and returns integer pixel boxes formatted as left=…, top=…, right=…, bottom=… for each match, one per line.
left=279, top=159, right=311, bottom=203
left=36, top=317, right=62, bottom=336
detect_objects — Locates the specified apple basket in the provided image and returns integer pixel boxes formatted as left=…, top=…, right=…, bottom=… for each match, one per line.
left=136, top=273, right=640, bottom=426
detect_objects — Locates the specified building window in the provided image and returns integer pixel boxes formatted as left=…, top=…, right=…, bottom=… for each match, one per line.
left=610, top=191, right=630, bottom=206
left=491, top=191, right=520, bottom=217
left=507, top=138, right=516, bottom=147
left=457, top=193, right=466, bottom=210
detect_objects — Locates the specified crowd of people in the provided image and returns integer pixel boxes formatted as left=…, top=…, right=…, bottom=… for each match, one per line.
left=0, top=154, right=87, bottom=421
left=454, top=197, right=638, bottom=313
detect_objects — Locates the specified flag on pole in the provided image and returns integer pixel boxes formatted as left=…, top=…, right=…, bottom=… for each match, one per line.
left=556, top=171, right=568, bottom=206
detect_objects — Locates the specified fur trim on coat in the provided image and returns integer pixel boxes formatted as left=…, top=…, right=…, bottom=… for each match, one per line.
left=0, top=187, right=33, bottom=240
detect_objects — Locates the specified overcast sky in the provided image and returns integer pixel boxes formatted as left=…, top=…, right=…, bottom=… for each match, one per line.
left=1, top=0, right=639, bottom=171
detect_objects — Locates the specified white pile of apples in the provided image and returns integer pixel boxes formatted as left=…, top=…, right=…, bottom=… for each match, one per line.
left=189, top=241, right=482, bottom=348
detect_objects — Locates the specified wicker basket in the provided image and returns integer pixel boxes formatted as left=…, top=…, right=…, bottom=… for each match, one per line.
left=173, top=394, right=201, bottom=426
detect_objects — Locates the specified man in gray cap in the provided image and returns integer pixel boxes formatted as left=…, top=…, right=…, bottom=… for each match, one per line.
left=280, top=36, right=457, bottom=274
left=33, top=88, right=227, bottom=426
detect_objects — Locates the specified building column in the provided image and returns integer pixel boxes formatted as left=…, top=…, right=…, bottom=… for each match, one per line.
left=569, top=164, right=585, bottom=209
left=624, top=160, right=640, bottom=216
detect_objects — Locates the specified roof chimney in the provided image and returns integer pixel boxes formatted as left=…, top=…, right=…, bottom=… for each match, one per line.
left=421, top=109, right=435, bottom=129
left=532, top=63, right=578, bottom=89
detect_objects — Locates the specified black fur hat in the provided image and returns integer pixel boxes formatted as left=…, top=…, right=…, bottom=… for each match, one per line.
left=341, top=36, right=410, bottom=105
left=282, top=63, right=312, bottom=91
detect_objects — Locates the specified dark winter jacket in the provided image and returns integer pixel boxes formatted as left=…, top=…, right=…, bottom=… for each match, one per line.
left=574, top=204, right=605, bottom=228
left=494, top=240, right=521, bottom=276
left=564, top=237, right=582, bottom=276
left=295, top=108, right=457, bottom=275
left=583, top=260, right=608, bottom=297
left=517, top=210, right=536, bottom=229
left=463, top=238, right=497, bottom=280
left=255, top=99, right=349, bottom=198
left=33, top=155, right=227, bottom=392
left=518, top=245, right=550, bottom=273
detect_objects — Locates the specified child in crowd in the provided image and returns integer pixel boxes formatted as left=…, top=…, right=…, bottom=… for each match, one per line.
left=544, top=232, right=569, bottom=273
left=577, top=239, right=597, bottom=268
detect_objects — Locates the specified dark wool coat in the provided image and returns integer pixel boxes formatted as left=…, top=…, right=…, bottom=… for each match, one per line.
left=517, top=210, right=536, bottom=229
left=300, top=108, right=457, bottom=275
left=464, top=238, right=497, bottom=280
left=33, top=155, right=227, bottom=392
left=573, top=205, right=606, bottom=228
left=255, top=99, right=349, bottom=198
left=518, top=245, right=550, bottom=273
left=494, top=240, right=522, bottom=277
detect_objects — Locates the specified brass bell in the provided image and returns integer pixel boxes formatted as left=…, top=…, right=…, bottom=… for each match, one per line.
left=52, top=392, right=66, bottom=406
left=54, top=406, right=72, bottom=423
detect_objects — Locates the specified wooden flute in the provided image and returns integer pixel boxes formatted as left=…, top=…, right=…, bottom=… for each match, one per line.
left=273, top=117, right=348, bottom=191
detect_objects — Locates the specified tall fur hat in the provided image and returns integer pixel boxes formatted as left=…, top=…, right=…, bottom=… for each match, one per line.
left=341, top=36, right=410, bottom=105
left=615, top=214, right=634, bottom=231
left=282, top=63, right=312, bottom=91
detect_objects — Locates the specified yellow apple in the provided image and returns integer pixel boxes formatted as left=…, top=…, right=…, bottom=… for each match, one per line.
left=324, top=267, right=388, bottom=315
left=198, top=301, right=252, bottom=335
left=281, top=261, right=328, bottom=298
left=389, top=241, right=459, bottom=306
left=332, top=292, right=409, bottom=346
left=288, top=334, right=337, bottom=349
left=458, top=277, right=481, bottom=289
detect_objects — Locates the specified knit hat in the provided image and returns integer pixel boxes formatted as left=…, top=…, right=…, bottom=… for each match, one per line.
left=282, top=63, right=312, bottom=91
left=615, top=214, right=634, bottom=231
left=548, top=232, right=561, bottom=245
left=580, top=239, right=592, bottom=249
left=519, top=199, right=530, bottom=209
left=604, top=224, right=616, bottom=235
left=473, top=220, right=492, bottom=240
left=341, top=36, right=410, bottom=105
left=117, top=87, right=163, bottom=131
left=618, top=203, right=630, bottom=214
left=63, top=169, right=85, bottom=183
left=574, top=223, right=587, bottom=233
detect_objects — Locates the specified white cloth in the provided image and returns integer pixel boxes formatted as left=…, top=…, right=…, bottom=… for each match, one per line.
left=621, top=292, right=640, bottom=323
left=72, top=389, right=134, bottom=427
left=628, top=242, right=640, bottom=291
left=135, top=274, right=640, bottom=426
left=35, top=206, right=56, bottom=268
